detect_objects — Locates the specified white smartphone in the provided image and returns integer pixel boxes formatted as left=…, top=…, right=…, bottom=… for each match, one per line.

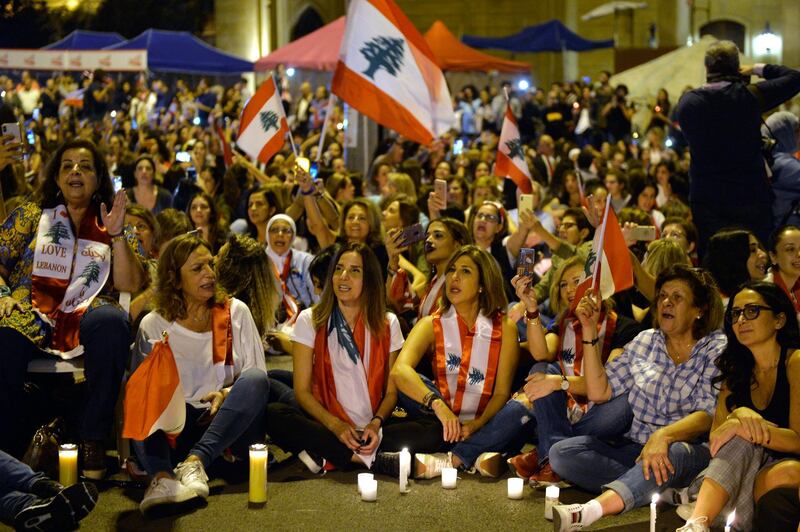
left=519, top=194, right=534, bottom=213
left=630, top=225, right=657, bottom=241
left=434, top=178, right=447, bottom=206
left=1, top=122, right=22, bottom=144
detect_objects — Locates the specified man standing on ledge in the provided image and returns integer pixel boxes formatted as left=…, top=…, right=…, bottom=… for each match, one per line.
left=674, top=40, right=800, bottom=256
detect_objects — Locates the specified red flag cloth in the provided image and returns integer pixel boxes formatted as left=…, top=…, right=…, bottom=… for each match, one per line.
left=237, top=77, right=290, bottom=164
left=495, top=104, right=533, bottom=194
left=332, top=0, right=454, bottom=145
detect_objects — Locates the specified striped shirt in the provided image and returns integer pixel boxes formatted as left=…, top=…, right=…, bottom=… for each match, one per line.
left=606, top=328, right=726, bottom=445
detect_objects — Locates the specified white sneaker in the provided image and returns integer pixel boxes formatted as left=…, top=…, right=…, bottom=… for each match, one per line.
left=676, top=516, right=710, bottom=532
left=474, top=452, right=503, bottom=478
left=661, top=486, right=691, bottom=506
left=175, top=460, right=209, bottom=499
left=677, top=502, right=697, bottom=520
left=552, top=504, right=590, bottom=531
left=140, top=477, right=199, bottom=513
left=413, top=453, right=452, bottom=479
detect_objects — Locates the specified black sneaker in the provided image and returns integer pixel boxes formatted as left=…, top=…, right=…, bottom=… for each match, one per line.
left=29, top=479, right=64, bottom=498
left=372, top=452, right=400, bottom=478
left=81, top=441, right=106, bottom=480
left=14, top=482, right=98, bottom=531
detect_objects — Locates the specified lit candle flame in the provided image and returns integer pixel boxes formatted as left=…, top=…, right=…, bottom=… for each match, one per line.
left=726, top=509, right=736, bottom=526
left=651, top=493, right=659, bottom=504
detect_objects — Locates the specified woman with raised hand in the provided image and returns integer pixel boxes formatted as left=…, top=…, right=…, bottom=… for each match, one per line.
left=391, top=246, right=519, bottom=479
left=506, top=256, right=644, bottom=486
left=678, top=282, right=800, bottom=532
left=417, top=217, right=471, bottom=320
left=265, top=214, right=317, bottom=327
left=129, top=233, right=269, bottom=514
left=0, top=138, right=144, bottom=475
left=550, top=265, right=725, bottom=532
left=267, top=242, right=440, bottom=475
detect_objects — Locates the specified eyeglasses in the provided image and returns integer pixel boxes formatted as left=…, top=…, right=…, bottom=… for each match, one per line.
left=269, top=227, right=293, bottom=235
left=728, top=304, right=774, bottom=323
left=476, top=212, right=499, bottom=222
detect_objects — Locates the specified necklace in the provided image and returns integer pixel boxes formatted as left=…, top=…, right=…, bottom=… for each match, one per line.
left=191, top=310, right=211, bottom=323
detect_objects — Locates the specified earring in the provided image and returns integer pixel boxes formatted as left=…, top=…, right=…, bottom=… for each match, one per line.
left=478, top=287, right=483, bottom=294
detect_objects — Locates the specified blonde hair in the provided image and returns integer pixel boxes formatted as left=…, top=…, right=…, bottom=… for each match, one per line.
left=387, top=172, right=417, bottom=201
left=440, top=245, right=508, bottom=317
left=642, top=239, right=690, bottom=278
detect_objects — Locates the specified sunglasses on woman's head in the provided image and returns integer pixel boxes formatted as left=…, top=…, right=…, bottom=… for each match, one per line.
left=728, top=304, right=773, bottom=323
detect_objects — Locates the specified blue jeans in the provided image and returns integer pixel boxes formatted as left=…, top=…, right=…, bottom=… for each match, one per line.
left=268, top=369, right=299, bottom=410
left=0, top=449, right=45, bottom=524
left=133, top=368, right=269, bottom=476
left=549, top=436, right=711, bottom=511
left=532, top=362, right=633, bottom=464
left=397, top=374, right=534, bottom=468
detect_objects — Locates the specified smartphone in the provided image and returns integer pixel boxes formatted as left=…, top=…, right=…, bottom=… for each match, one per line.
left=629, top=225, right=657, bottom=241
left=517, top=248, right=537, bottom=277
left=1, top=122, right=22, bottom=143
left=309, top=161, right=319, bottom=180
left=195, top=407, right=213, bottom=426
left=400, top=223, right=425, bottom=247
left=453, top=138, right=464, bottom=155
left=434, top=178, right=448, bottom=206
left=131, top=118, right=138, bottom=130
left=519, top=194, right=534, bottom=213
left=26, top=129, right=35, bottom=146
left=186, top=166, right=197, bottom=182
left=296, top=157, right=310, bottom=173
left=112, top=175, right=123, bottom=193
left=32, top=108, right=41, bottom=121
left=176, top=151, right=191, bottom=163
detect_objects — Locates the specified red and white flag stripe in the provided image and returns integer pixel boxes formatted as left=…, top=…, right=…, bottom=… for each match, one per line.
left=495, top=104, right=533, bottom=194
left=237, top=76, right=289, bottom=164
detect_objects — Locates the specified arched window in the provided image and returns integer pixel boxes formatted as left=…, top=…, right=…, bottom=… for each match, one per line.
left=699, top=20, right=745, bottom=52
left=291, top=7, right=325, bottom=41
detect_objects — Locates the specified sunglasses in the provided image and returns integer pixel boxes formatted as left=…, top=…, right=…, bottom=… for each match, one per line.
left=728, top=304, right=773, bottom=323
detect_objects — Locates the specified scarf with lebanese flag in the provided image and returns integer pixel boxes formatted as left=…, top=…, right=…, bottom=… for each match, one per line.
left=31, top=204, right=112, bottom=359
left=388, top=269, right=417, bottom=314
left=122, top=300, right=233, bottom=445
left=432, top=307, right=503, bottom=421
left=266, top=248, right=299, bottom=324
left=773, top=269, right=800, bottom=314
left=557, top=310, right=617, bottom=421
left=418, top=273, right=446, bottom=319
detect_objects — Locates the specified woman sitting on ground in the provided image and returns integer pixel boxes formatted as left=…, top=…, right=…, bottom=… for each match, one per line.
left=126, top=154, right=173, bottom=214
left=704, top=228, right=768, bottom=305
left=678, top=282, right=800, bottom=532
left=265, top=214, right=317, bottom=327
left=467, top=200, right=515, bottom=300
left=382, top=195, right=428, bottom=320
left=391, top=245, right=519, bottom=478
left=130, top=233, right=269, bottom=514
left=186, top=191, right=227, bottom=254
left=506, top=257, right=645, bottom=486
left=244, top=187, right=280, bottom=246
left=549, top=265, right=725, bottom=532
left=417, top=217, right=471, bottom=320
left=267, top=242, right=441, bottom=474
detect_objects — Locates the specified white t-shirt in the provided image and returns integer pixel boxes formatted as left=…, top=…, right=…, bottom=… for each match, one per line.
left=135, top=298, right=267, bottom=407
left=292, top=308, right=404, bottom=353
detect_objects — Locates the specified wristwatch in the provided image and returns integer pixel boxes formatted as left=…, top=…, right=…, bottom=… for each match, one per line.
left=560, top=375, right=570, bottom=391
left=0, top=285, right=11, bottom=298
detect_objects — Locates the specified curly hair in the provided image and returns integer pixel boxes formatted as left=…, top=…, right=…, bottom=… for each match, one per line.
left=338, top=198, right=383, bottom=246
left=653, top=264, right=724, bottom=338
left=440, top=245, right=508, bottom=318
left=215, top=234, right=279, bottom=337
left=312, top=241, right=387, bottom=338
left=715, top=281, right=800, bottom=410
left=35, top=138, right=113, bottom=209
left=155, top=233, right=225, bottom=322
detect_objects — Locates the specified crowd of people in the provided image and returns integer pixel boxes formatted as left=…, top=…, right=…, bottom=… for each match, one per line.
left=1, top=39, right=800, bottom=531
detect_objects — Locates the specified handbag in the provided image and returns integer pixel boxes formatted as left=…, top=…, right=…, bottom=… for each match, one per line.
left=22, top=417, right=64, bottom=479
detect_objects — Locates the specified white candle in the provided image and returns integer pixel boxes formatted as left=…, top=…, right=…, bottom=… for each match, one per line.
left=399, top=448, right=411, bottom=493
left=58, top=444, right=78, bottom=487
left=361, top=478, right=377, bottom=502
left=724, top=509, right=736, bottom=532
left=544, top=485, right=560, bottom=520
left=441, top=467, right=458, bottom=489
left=248, top=444, right=268, bottom=504
left=650, top=493, right=659, bottom=532
left=507, top=477, right=524, bottom=500
left=357, top=472, right=374, bottom=495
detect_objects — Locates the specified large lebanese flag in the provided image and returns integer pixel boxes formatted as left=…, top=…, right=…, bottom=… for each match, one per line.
left=571, top=197, right=634, bottom=311
left=495, top=104, right=533, bottom=194
left=332, top=0, right=455, bottom=146
left=237, top=77, right=289, bottom=164
left=122, top=339, right=185, bottom=443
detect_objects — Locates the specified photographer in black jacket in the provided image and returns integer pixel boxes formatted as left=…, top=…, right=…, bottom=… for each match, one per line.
left=674, top=40, right=800, bottom=256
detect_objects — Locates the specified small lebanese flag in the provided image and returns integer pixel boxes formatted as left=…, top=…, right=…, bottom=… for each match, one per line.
left=571, top=197, right=634, bottom=311
left=122, top=337, right=185, bottom=443
left=237, top=76, right=289, bottom=164
left=495, top=104, right=533, bottom=194
left=332, top=0, right=455, bottom=146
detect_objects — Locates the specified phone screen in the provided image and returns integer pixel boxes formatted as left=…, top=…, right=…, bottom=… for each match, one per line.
left=187, top=167, right=197, bottom=182
left=309, top=161, right=319, bottom=180
left=176, top=151, right=191, bottom=163
left=453, top=139, right=464, bottom=155
left=112, top=175, right=123, bottom=193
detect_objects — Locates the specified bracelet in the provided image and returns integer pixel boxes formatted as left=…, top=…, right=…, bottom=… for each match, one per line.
left=0, top=285, right=10, bottom=298
left=111, top=234, right=127, bottom=244
left=107, top=230, right=123, bottom=238
left=387, top=266, right=398, bottom=276
left=300, top=188, right=315, bottom=196
left=582, top=337, right=600, bottom=346
left=422, top=391, right=437, bottom=409
left=525, top=308, right=540, bottom=321
left=370, top=415, right=384, bottom=427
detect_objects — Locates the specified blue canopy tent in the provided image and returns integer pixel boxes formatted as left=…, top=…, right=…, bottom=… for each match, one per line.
left=105, top=29, right=252, bottom=74
left=462, top=20, right=613, bottom=52
left=44, top=30, right=125, bottom=50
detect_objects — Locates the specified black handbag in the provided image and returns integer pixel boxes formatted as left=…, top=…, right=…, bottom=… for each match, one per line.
left=22, top=417, right=65, bottom=480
